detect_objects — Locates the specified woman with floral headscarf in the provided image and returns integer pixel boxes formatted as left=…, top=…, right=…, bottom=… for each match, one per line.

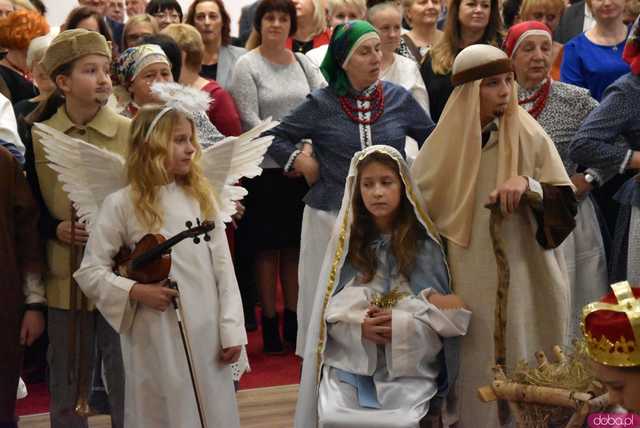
left=265, top=20, right=434, bottom=358
left=113, top=43, right=226, bottom=149
left=112, top=43, right=173, bottom=117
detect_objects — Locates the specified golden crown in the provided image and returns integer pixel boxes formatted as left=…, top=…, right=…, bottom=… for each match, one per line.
left=582, top=281, right=640, bottom=367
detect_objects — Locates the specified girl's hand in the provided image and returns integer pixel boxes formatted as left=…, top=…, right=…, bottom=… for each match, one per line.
left=428, top=292, right=467, bottom=310
left=293, top=152, right=319, bottom=185
left=56, top=221, right=89, bottom=245
left=362, top=309, right=392, bottom=344
left=129, top=281, right=178, bottom=312
left=220, top=346, right=241, bottom=364
left=487, top=176, right=529, bottom=215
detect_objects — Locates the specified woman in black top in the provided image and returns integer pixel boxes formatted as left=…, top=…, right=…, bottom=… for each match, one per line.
left=419, top=0, right=503, bottom=122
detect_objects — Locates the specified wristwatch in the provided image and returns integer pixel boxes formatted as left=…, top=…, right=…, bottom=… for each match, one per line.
left=584, top=173, right=598, bottom=187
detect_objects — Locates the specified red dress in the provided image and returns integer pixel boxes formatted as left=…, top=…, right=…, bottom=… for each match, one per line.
left=201, top=80, right=242, bottom=137
left=200, top=80, right=242, bottom=256
left=285, top=29, right=331, bottom=53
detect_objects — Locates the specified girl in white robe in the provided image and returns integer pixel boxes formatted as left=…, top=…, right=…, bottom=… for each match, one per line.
left=74, top=105, right=247, bottom=428
left=296, top=145, right=471, bottom=428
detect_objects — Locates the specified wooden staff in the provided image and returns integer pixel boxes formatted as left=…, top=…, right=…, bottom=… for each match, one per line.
left=67, top=206, right=93, bottom=417
left=487, top=203, right=511, bottom=425
left=479, top=381, right=609, bottom=428
left=484, top=380, right=592, bottom=408
left=565, top=393, right=609, bottom=428
left=68, top=206, right=78, bottom=385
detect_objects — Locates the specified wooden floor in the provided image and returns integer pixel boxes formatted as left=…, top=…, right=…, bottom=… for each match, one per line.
left=18, top=384, right=298, bottom=428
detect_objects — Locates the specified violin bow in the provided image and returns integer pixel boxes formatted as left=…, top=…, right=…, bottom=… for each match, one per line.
left=168, top=280, right=209, bottom=428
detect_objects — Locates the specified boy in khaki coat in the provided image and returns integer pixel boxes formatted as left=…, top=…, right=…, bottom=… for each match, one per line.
left=30, top=29, right=130, bottom=428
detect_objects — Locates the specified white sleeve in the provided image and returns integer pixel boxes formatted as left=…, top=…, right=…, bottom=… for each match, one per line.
left=388, top=288, right=470, bottom=378
left=324, top=287, right=377, bottom=376
left=410, top=64, right=430, bottom=116
left=0, top=93, right=23, bottom=152
left=73, top=192, right=138, bottom=334
left=211, top=222, right=248, bottom=349
left=22, top=272, right=46, bottom=305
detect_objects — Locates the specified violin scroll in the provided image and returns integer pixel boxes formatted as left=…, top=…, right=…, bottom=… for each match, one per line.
left=184, top=217, right=214, bottom=244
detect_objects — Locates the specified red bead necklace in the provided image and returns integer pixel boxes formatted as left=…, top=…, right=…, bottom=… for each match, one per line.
left=2, top=56, right=32, bottom=82
left=339, top=82, right=385, bottom=125
left=519, top=78, right=551, bottom=119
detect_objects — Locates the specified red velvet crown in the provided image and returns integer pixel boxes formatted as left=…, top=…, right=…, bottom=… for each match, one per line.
left=582, top=282, right=640, bottom=367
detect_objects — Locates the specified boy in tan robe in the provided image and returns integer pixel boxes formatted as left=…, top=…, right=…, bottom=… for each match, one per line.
left=411, top=44, right=577, bottom=427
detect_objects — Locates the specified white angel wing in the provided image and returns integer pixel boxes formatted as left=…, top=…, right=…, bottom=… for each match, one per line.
left=32, top=123, right=127, bottom=229
left=201, top=118, right=278, bottom=223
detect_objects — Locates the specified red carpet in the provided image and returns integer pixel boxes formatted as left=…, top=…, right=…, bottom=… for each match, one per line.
left=16, top=312, right=301, bottom=416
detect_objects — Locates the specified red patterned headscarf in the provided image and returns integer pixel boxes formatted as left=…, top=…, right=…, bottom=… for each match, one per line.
left=503, top=21, right=552, bottom=58
left=623, top=15, right=640, bottom=75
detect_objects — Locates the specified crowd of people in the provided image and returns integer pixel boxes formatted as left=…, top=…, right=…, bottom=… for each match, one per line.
left=1, top=0, right=640, bottom=427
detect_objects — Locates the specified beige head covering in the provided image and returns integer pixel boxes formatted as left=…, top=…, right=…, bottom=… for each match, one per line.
left=411, top=44, right=571, bottom=248
left=41, top=29, right=111, bottom=78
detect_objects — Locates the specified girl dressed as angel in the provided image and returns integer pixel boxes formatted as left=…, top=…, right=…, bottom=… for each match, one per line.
left=72, top=101, right=250, bottom=428
left=295, top=146, right=472, bottom=428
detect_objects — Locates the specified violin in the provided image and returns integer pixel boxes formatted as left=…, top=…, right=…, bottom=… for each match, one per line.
left=114, top=218, right=215, bottom=283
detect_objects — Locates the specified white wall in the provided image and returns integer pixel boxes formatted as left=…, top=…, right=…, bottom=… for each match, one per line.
left=43, top=0, right=256, bottom=36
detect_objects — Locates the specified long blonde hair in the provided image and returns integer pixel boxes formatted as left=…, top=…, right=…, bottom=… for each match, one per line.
left=308, top=0, right=328, bottom=37
left=127, top=105, right=215, bottom=231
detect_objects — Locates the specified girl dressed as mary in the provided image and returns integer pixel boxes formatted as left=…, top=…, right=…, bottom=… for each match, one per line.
left=295, top=145, right=471, bottom=428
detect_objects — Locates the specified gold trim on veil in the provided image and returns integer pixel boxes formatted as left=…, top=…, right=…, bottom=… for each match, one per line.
left=300, top=145, right=448, bottom=385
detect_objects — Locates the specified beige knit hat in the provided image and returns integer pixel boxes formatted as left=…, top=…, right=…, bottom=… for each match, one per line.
left=41, top=29, right=111, bottom=78
left=451, top=44, right=513, bottom=87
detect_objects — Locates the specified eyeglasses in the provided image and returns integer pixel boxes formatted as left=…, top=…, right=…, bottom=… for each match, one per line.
left=153, top=10, right=181, bottom=21
left=125, top=32, right=152, bottom=46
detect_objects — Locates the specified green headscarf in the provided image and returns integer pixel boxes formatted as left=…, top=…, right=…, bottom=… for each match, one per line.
left=320, top=20, right=380, bottom=96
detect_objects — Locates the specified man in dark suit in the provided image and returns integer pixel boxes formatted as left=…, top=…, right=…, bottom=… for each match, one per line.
left=78, top=0, right=125, bottom=51
left=105, top=0, right=125, bottom=23
left=554, top=0, right=594, bottom=43
left=238, top=1, right=259, bottom=47
left=105, top=15, right=124, bottom=51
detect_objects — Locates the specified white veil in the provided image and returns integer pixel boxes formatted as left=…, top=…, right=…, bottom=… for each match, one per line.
left=294, top=145, right=448, bottom=427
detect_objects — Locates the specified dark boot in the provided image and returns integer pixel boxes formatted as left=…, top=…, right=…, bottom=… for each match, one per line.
left=261, top=314, right=285, bottom=355
left=283, top=309, right=298, bottom=347
left=0, top=418, right=18, bottom=428
left=244, top=305, right=258, bottom=332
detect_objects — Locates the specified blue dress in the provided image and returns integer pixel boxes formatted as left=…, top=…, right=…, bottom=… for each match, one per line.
left=560, top=32, right=630, bottom=101
left=266, top=81, right=434, bottom=212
